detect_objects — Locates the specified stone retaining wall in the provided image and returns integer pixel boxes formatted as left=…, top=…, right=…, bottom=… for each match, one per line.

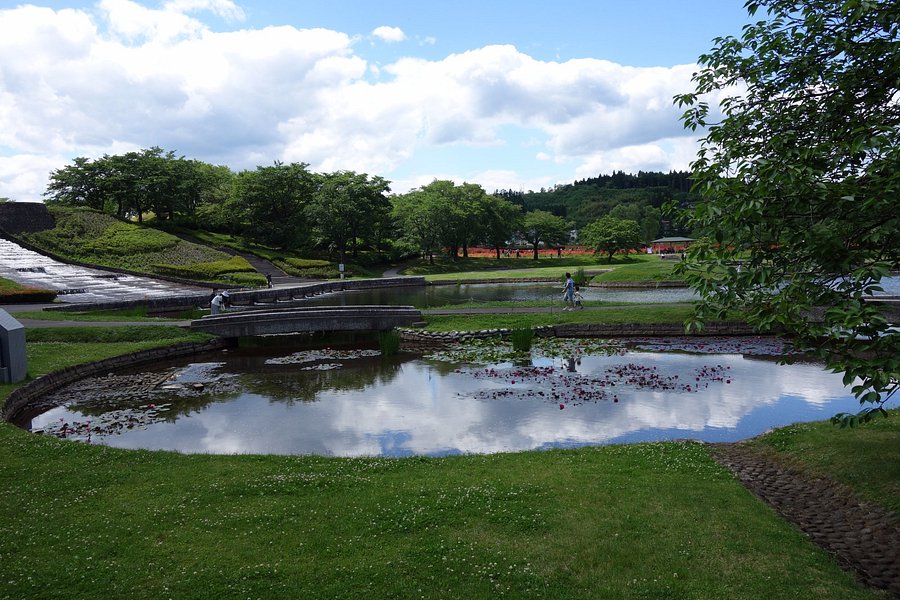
left=2, top=338, right=235, bottom=423
left=0, top=203, right=54, bottom=234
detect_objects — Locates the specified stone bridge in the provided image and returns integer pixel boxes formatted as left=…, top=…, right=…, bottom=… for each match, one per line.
left=190, top=305, right=424, bottom=337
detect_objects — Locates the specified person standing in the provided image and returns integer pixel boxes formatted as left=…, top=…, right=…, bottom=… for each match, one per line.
left=562, top=272, right=575, bottom=310
left=210, top=291, right=224, bottom=315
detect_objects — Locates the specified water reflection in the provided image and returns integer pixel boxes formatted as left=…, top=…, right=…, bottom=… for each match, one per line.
left=301, top=282, right=698, bottom=307
left=28, top=340, right=867, bottom=457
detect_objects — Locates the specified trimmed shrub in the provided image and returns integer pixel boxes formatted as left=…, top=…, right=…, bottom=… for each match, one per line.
left=153, top=256, right=266, bottom=286
left=0, top=287, right=58, bottom=303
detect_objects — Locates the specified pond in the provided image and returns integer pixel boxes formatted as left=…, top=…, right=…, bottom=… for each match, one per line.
left=298, top=282, right=698, bottom=308
left=26, top=336, right=869, bottom=457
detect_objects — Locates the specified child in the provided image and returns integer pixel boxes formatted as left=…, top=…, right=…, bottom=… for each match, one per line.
left=573, top=285, right=584, bottom=309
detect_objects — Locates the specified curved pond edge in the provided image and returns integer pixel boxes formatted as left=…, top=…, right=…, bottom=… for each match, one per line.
left=2, top=338, right=235, bottom=425
left=3, top=320, right=763, bottom=427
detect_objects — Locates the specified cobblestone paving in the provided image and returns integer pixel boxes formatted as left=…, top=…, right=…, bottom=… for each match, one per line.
left=711, top=443, right=899, bottom=598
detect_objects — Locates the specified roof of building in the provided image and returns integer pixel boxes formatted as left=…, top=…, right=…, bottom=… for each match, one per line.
left=650, top=237, right=696, bottom=243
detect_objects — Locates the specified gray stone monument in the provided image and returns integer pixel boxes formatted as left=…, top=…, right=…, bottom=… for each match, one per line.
left=0, top=308, right=26, bottom=383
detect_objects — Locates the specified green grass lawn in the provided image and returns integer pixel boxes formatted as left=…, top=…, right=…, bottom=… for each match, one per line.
left=422, top=305, right=699, bottom=331
left=0, top=428, right=882, bottom=600
left=14, top=306, right=204, bottom=322
left=416, top=254, right=683, bottom=285
left=591, top=255, right=681, bottom=283
left=0, top=325, right=893, bottom=598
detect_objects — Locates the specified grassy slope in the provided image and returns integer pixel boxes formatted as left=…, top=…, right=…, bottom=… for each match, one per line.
left=20, top=207, right=264, bottom=286
left=749, top=409, right=900, bottom=514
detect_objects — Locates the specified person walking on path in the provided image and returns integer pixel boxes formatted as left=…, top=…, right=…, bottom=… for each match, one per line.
left=562, top=272, right=575, bottom=310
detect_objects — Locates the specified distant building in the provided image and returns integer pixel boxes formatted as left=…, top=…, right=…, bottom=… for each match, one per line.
left=650, top=237, right=695, bottom=254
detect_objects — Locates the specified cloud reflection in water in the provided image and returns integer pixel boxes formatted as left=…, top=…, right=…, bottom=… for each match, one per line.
left=31, top=348, right=864, bottom=457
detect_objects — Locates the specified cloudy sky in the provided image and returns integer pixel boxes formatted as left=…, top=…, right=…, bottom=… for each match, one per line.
left=0, top=0, right=751, bottom=202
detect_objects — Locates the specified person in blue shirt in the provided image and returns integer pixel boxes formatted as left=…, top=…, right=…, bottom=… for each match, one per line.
left=562, top=272, right=575, bottom=310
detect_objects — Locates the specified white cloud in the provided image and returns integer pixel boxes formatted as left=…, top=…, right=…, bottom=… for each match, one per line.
left=371, top=25, right=406, bottom=43
left=0, top=3, right=710, bottom=201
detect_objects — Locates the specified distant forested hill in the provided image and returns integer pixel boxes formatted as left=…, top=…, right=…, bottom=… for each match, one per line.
left=494, top=170, right=698, bottom=236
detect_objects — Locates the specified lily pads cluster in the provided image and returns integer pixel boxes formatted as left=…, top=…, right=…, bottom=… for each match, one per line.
left=425, top=337, right=623, bottom=366
left=628, top=336, right=792, bottom=356
left=265, top=348, right=381, bottom=365
left=462, top=361, right=734, bottom=407
left=35, top=403, right=170, bottom=442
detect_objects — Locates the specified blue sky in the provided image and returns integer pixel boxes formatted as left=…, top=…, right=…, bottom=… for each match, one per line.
left=0, top=0, right=752, bottom=201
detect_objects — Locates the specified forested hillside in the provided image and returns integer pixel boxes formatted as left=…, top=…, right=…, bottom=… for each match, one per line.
left=494, top=170, right=697, bottom=235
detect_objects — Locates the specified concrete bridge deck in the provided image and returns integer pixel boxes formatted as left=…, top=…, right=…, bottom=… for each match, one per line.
left=190, top=305, right=424, bottom=337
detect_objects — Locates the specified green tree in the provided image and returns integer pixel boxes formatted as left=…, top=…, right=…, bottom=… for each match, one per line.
left=309, top=171, right=391, bottom=264
left=481, top=195, right=523, bottom=259
left=44, top=157, right=106, bottom=210
left=579, top=216, right=642, bottom=262
left=521, top=210, right=571, bottom=260
left=391, top=190, right=444, bottom=264
left=674, top=0, right=900, bottom=423
left=235, top=162, right=316, bottom=249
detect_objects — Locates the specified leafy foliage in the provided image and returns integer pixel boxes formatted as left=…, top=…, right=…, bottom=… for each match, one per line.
left=673, top=0, right=900, bottom=423
left=579, top=216, right=643, bottom=262
left=521, top=210, right=573, bottom=260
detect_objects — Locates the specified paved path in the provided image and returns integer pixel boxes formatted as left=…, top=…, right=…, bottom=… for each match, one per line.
left=712, top=443, right=900, bottom=598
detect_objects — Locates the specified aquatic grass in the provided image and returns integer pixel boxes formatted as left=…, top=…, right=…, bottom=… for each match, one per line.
left=0, top=428, right=880, bottom=599
left=377, top=330, right=401, bottom=356
left=510, top=328, right=534, bottom=352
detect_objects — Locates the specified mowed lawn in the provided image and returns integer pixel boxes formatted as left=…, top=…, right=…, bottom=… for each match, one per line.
left=0, top=426, right=882, bottom=600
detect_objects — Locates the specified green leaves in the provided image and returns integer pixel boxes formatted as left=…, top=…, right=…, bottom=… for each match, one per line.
left=675, top=0, right=900, bottom=424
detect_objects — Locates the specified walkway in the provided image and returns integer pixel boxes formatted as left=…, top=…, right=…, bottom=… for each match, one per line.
left=712, top=443, right=900, bottom=598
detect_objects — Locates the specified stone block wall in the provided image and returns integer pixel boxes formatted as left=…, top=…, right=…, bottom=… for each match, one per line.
left=0, top=203, right=54, bottom=234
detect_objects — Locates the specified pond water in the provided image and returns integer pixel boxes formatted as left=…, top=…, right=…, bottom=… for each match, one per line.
left=27, top=336, right=869, bottom=457
left=300, top=282, right=698, bottom=308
